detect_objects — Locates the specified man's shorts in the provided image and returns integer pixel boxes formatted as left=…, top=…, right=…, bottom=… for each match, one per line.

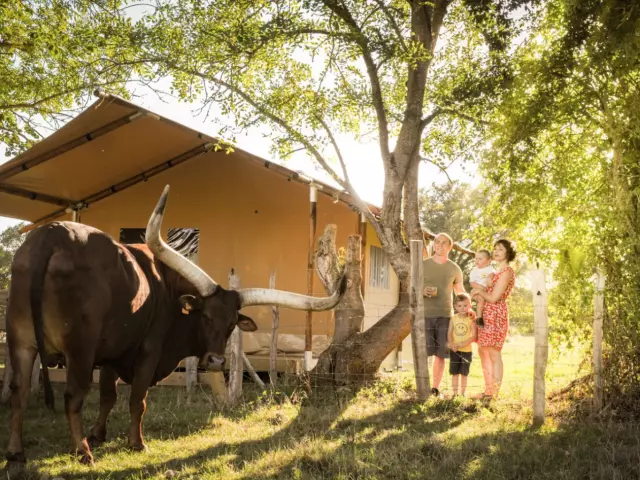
left=425, top=316, right=450, bottom=358
left=449, top=350, right=472, bottom=376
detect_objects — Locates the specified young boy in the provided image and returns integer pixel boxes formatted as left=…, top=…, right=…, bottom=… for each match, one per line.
left=469, top=249, right=495, bottom=327
left=447, top=293, right=477, bottom=397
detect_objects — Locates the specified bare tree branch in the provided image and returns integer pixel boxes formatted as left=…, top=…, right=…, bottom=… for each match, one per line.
left=420, top=156, right=453, bottom=183
left=321, top=0, right=391, bottom=164
left=315, top=115, right=350, bottom=184
left=163, top=62, right=380, bottom=221
left=371, top=0, right=407, bottom=52
left=418, top=107, right=442, bottom=131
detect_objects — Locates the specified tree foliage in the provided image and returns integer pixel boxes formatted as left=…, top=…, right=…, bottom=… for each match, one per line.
left=0, top=0, right=142, bottom=156
left=122, top=0, right=540, bottom=377
left=478, top=0, right=640, bottom=410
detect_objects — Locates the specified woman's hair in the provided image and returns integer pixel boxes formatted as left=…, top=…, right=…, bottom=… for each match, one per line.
left=494, top=238, right=517, bottom=262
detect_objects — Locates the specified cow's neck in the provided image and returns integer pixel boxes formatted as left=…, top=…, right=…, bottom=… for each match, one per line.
left=156, top=311, right=205, bottom=378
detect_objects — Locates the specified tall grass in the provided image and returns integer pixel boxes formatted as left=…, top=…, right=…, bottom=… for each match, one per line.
left=0, top=336, right=636, bottom=480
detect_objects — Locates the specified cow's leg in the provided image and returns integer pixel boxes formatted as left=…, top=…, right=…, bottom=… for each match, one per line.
left=5, top=345, right=38, bottom=470
left=63, top=350, right=98, bottom=465
left=126, top=357, right=160, bottom=452
left=87, top=366, right=119, bottom=448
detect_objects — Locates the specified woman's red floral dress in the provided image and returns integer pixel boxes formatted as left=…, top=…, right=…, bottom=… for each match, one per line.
left=478, top=266, right=515, bottom=351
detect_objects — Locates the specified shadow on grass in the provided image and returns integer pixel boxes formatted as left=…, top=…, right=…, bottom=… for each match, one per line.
left=3, top=378, right=640, bottom=480
left=49, top=385, right=478, bottom=479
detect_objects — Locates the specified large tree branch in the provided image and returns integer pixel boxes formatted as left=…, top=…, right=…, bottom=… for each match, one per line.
left=321, top=0, right=391, bottom=165
left=431, top=0, right=451, bottom=51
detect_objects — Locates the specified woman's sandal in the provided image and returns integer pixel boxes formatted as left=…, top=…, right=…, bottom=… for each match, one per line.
left=472, top=392, right=494, bottom=401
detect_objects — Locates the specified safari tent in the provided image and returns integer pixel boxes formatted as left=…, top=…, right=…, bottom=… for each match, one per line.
left=0, top=91, right=467, bottom=372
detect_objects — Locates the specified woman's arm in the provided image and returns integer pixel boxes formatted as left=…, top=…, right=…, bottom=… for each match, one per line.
left=472, top=268, right=513, bottom=303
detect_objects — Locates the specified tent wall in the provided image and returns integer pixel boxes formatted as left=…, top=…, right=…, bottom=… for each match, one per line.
left=78, top=147, right=360, bottom=350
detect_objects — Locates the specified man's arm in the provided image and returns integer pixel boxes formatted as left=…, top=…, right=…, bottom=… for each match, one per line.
left=453, top=268, right=466, bottom=294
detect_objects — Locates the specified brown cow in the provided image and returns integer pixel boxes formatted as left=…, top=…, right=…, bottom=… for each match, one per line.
left=4, top=185, right=346, bottom=469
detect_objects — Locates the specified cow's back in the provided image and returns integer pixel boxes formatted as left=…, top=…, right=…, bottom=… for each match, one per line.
left=7, top=221, right=159, bottom=362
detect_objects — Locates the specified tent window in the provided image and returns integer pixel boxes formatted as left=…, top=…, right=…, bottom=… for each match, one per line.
left=119, top=227, right=200, bottom=264
left=369, top=245, right=390, bottom=290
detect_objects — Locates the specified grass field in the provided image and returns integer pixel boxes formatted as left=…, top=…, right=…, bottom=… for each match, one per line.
left=0, top=335, right=637, bottom=480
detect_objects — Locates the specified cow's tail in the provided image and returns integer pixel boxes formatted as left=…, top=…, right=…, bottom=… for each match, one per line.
left=29, top=227, right=56, bottom=412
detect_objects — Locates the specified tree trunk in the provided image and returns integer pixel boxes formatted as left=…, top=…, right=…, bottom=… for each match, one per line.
left=312, top=224, right=413, bottom=384
left=312, top=225, right=365, bottom=383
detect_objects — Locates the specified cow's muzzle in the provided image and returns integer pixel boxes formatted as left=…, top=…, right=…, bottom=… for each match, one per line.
left=203, top=354, right=226, bottom=371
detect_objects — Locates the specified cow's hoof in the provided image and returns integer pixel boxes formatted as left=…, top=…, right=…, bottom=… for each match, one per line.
left=5, top=451, right=26, bottom=464
left=5, top=452, right=26, bottom=476
left=87, top=435, right=105, bottom=449
left=78, top=452, right=94, bottom=466
left=128, top=442, right=148, bottom=453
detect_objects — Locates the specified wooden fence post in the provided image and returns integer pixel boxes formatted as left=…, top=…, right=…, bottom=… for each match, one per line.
left=185, top=356, right=198, bottom=403
left=228, top=269, right=243, bottom=404
left=593, top=269, right=606, bottom=413
left=409, top=239, right=430, bottom=400
left=1, top=340, right=11, bottom=404
left=531, top=269, right=549, bottom=427
left=269, top=272, right=279, bottom=389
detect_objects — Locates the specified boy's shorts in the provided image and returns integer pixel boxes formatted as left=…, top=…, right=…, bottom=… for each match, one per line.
left=425, top=316, right=450, bottom=358
left=449, top=350, right=472, bottom=376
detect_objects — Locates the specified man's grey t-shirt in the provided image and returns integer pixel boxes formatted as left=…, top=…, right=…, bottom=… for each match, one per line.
left=422, top=257, right=464, bottom=318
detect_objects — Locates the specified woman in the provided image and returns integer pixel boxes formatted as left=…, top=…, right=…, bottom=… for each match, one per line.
left=470, top=238, right=517, bottom=400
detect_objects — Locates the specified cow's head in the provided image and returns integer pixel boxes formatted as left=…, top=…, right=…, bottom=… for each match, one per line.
left=145, top=185, right=347, bottom=371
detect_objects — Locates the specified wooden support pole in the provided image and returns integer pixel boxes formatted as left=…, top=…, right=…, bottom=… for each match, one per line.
left=358, top=213, right=367, bottom=297
left=593, top=269, right=606, bottom=413
left=269, top=272, right=279, bottom=388
left=242, top=353, right=265, bottom=389
left=531, top=269, right=549, bottom=427
left=409, top=239, right=430, bottom=400
left=305, top=185, right=317, bottom=371
left=228, top=269, right=243, bottom=404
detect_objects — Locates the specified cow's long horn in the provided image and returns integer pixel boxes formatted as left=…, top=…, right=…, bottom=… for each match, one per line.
left=146, top=185, right=217, bottom=297
left=238, top=275, right=347, bottom=310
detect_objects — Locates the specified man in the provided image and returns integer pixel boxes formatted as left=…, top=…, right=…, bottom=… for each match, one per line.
left=423, top=233, right=466, bottom=397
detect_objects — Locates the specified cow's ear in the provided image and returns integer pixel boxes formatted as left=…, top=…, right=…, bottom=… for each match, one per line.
left=237, top=313, right=258, bottom=332
left=179, top=295, right=202, bottom=313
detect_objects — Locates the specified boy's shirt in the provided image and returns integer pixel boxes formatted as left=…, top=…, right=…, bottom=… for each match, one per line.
left=470, top=265, right=496, bottom=287
left=451, top=313, right=474, bottom=353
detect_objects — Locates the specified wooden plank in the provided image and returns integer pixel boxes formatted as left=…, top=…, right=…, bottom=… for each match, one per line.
left=409, top=239, right=430, bottom=400
left=531, top=269, right=549, bottom=427
left=593, top=270, right=606, bottom=413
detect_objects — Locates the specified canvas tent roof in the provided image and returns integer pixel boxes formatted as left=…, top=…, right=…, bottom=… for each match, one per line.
left=0, top=91, right=473, bottom=255
left=0, top=91, right=372, bottom=229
